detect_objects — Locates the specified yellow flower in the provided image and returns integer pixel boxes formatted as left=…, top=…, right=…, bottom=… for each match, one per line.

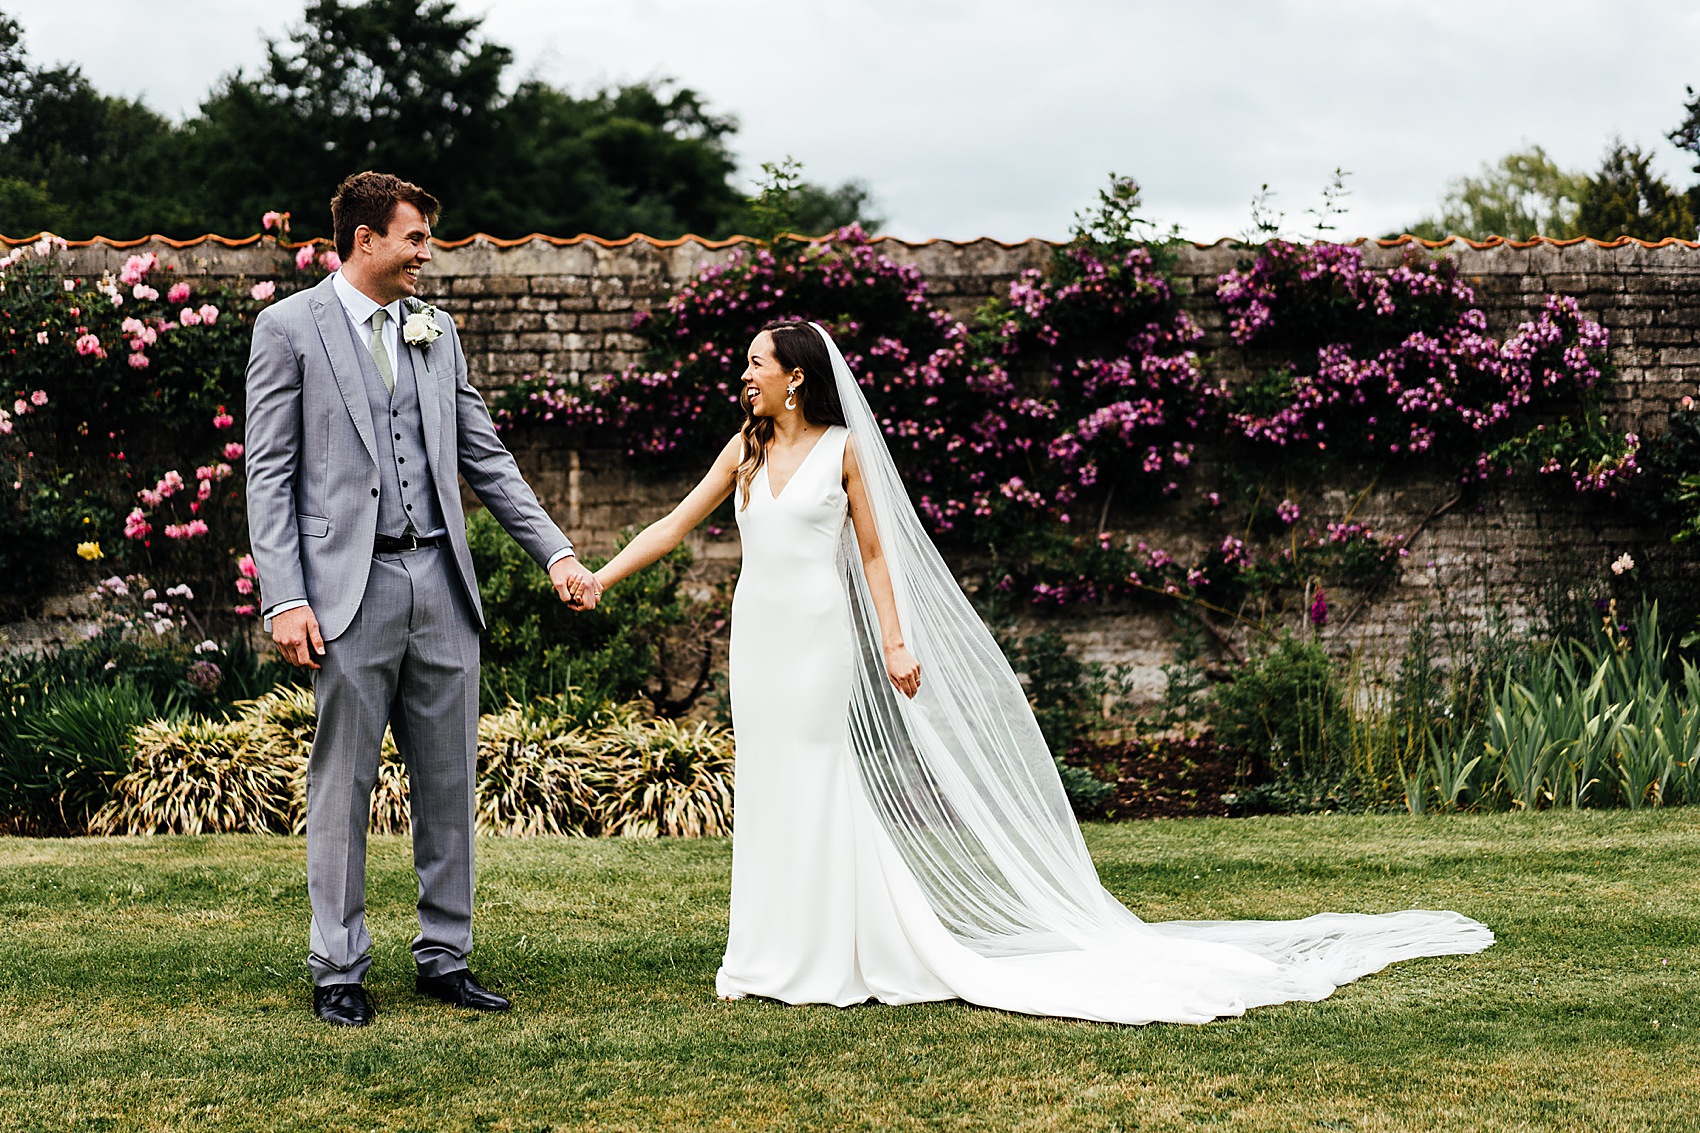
left=76, top=541, right=103, bottom=561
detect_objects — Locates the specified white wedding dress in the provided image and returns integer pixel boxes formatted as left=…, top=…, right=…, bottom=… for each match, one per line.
left=714, top=330, right=1493, bottom=1025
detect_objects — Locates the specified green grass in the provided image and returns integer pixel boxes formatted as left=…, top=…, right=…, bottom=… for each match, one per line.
left=2, top=812, right=1698, bottom=1132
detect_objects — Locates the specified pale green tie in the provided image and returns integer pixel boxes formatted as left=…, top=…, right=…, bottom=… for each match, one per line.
left=368, top=308, right=395, bottom=393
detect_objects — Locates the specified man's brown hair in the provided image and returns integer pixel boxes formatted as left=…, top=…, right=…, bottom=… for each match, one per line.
left=329, top=172, right=441, bottom=260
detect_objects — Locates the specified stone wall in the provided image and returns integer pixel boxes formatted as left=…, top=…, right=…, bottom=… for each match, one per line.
left=39, top=234, right=1700, bottom=698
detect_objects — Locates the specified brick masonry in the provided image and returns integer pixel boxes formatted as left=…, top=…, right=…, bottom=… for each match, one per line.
left=38, top=235, right=1700, bottom=700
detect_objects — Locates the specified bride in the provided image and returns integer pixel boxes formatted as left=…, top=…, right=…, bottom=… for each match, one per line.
left=590, top=319, right=1492, bottom=1024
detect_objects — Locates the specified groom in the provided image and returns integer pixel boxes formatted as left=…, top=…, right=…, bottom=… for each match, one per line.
left=245, top=171, right=599, bottom=1027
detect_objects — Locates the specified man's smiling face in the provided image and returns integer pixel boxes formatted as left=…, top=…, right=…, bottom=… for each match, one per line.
left=360, top=201, right=433, bottom=304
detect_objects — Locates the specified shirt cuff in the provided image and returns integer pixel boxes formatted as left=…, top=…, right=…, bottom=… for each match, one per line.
left=545, top=545, right=576, bottom=570
left=263, top=598, right=310, bottom=633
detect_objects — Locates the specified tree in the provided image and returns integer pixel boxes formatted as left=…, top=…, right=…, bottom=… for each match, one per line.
left=0, top=12, right=193, bottom=238
left=176, top=0, right=514, bottom=237
left=1666, top=84, right=1700, bottom=221
left=781, top=179, right=883, bottom=237
left=468, top=79, right=749, bottom=239
left=0, top=0, right=883, bottom=240
left=742, top=156, right=884, bottom=244
left=1407, top=145, right=1588, bottom=240
left=0, top=65, right=194, bottom=239
left=1576, top=140, right=1695, bottom=241
left=175, top=0, right=785, bottom=240
left=0, top=11, right=27, bottom=137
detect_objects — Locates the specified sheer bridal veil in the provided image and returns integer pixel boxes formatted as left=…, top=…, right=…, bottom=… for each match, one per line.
left=814, top=321, right=1492, bottom=999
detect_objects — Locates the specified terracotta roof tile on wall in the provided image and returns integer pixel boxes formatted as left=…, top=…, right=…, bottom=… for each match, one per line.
left=2, top=231, right=1698, bottom=251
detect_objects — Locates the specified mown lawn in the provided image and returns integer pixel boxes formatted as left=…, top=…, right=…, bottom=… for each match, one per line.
left=1, top=811, right=1697, bottom=1132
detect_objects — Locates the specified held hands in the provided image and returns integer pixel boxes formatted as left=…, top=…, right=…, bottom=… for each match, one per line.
left=885, top=641, right=921, bottom=699
left=273, top=606, right=326, bottom=669
left=550, top=555, right=602, bottom=610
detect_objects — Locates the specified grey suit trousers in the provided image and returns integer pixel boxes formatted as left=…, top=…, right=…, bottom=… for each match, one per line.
left=306, top=544, right=481, bottom=986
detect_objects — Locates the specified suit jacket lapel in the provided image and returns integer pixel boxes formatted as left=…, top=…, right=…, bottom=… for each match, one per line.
left=403, top=332, right=445, bottom=472
left=309, top=277, right=379, bottom=467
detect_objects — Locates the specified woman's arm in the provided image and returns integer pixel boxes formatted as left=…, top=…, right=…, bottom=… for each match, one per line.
left=595, top=434, right=741, bottom=591
left=844, top=439, right=922, bottom=699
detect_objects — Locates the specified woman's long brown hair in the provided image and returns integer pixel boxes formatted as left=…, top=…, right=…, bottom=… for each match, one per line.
left=736, top=321, right=848, bottom=508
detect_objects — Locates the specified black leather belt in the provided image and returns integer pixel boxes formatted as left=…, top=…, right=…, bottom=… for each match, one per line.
left=374, top=531, right=447, bottom=554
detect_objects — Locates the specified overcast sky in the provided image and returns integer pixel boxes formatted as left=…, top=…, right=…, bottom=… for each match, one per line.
left=8, top=0, right=1700, bottom=241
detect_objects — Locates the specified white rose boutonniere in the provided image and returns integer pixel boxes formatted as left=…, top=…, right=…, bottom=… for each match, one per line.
left=402, top=299, right=444, bottom=368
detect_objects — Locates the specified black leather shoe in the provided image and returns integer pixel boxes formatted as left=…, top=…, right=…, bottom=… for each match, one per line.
left=415, top=969, right=511, bottom=1012
left=313, top=983, right=376, bottom=1027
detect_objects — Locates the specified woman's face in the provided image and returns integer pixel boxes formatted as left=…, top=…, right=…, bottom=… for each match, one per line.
left=742, top=331, right=798, bottom=418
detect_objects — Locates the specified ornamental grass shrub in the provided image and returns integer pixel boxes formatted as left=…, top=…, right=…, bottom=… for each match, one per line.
left=595, top=715, right=735, bottom=838
left=0, top=627, right=298, bottom=834
left=87, top=689, right=735, bottom=838
left=473, top=697, right=625, bottom=836
left=3, top=679, right=158, bottom=834
left=90, top=716, right=298, bottom=835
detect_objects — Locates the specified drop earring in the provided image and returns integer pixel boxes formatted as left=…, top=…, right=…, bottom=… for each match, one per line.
left=784, top=384, right=798, bottom=411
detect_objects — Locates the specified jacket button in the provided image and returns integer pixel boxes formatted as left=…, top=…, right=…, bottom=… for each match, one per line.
left=371, top=488, right=379, bottom=497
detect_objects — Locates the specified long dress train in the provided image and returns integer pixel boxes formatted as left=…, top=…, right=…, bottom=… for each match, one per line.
left=715, top=418, right=1491, bottom=1025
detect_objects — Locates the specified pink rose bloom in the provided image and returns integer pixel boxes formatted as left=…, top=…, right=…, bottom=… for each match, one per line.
left=179, top=307, right=201, bottom=326
left=250, top=280, right=276, bottom=301
left=233, top=604, right=257, bottom=617
left=187, top=519, right=208, bottom=538
left=214, top=462, right=233, bottom=479
left=124, top=508, right=151, bottom=540
left=120, top=316, right=145, bottom=336
left=128, top=352, right=149, bottom=370
left=161, top=469, right=185, bottom=493
left=212, top=412, right=234, bottom=430
left=197, top=480, right=213, bottom=501
left=163, top=523, right=186, bottom=539
left=138, top=489, right=163, bottom=507
left=223, top=442, right=244, bottom=460
left=235, top=578, right=254, bottom=595
left=29, top=390, right=46, bottom=406
left=75, top=333, right=103, bottom=356
left=198, top=304, right=219, bottom=325
left=12, top=399, right=25, bottom=416
left=318, top=250, right=342, bottom=272
left=34, top=331, right=47, bottom=345
left=195, top=465, right=214, bottom=481
left=167, top=282, right=192, bottom=304
left=133, top=284, right=158, bottom=301
left=237, top=553, right=259, bottom=579
left=261, top=210, right=283, bottom=231
left=295, top=245, right=316, bottom=271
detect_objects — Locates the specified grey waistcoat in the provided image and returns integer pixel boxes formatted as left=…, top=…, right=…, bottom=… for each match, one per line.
left=345, top=314, right=447, bottom=539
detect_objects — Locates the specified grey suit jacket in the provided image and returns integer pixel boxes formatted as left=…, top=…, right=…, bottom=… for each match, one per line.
left=245, top=274, right=571, bottom=642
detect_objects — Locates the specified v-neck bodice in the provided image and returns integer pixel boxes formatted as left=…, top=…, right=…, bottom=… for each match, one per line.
left=734, top=425, right=850, bottom=598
